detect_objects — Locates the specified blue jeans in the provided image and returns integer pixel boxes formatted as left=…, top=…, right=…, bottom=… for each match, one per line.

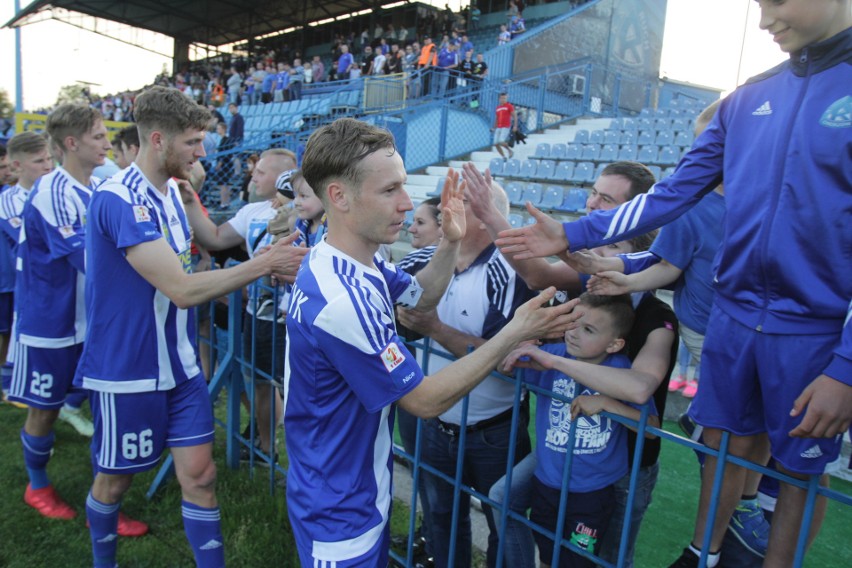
left=422, top=413, right=531, bottom=568
left=599, top=461, right=660, bottom=568
left=488, top=453, right=537, bottom=568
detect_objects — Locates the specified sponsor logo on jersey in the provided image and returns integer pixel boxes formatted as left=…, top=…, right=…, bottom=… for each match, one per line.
left=820, top=96, right=851, bottom=128
left=58, top=225, right=75, bottom=238
left=403, top=371, right=416, bottom=384
left=381, top=342, right=406, bottom=372
left=752, top=101, right=772, bottom=116
left=133, top=205, right=151, bottom=223
left=169, top=214, right=180, bottom=226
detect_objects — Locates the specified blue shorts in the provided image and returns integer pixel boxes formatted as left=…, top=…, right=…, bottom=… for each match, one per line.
left=90, top=374, right=215, bottom=475
left=0, top=292, right=12, bottom=333
left=691, top=305, right=842, bottom=475
left=293, top=519, right=390, bottom=568
left=7, top=342, right=83, bottom=409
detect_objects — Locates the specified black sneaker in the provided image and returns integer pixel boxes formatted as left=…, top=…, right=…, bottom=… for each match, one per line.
left=668, top=547, right=699, bottom=568
left=678, top=411, right=703, bottom=442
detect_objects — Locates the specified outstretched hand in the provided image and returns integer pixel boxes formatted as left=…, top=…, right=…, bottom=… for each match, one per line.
left=561, top=249, right=605, bottom=275
left=587, top=271, right=632, bottom=296
left=262, top=232, right=308, bottom=284
left=496, top=202, right=569, bottom=259
left=462, top=162, right=500, bottom=226
left=789, top=374, right=852, bottom=438
left=500, top=342, right=552, bottom=374
left=439, top=168, right=466, bottom=243
left=508, top=293, right=582, bottom=343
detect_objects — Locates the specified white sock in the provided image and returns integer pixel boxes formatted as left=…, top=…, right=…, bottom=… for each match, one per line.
left=689, top=544, right=720, bottom=568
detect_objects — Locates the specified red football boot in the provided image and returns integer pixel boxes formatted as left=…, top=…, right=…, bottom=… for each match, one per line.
left=24, top=484, right=77, bottom=520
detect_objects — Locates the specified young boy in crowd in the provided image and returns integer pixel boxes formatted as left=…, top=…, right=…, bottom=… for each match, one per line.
left=503, top=293, right=658, bottom=568
left=291, top=170, right=326, bottom=247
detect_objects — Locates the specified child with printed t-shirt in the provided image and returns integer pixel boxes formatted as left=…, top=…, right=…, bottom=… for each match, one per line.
left=503, top=293, right=659, bottom=568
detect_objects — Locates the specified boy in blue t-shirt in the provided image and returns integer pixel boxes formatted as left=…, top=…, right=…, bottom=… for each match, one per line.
left=504, top=293, right=658, bottom=568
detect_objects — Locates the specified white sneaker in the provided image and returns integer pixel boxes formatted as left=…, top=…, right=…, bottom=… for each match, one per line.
left=58, top=405, right=94, bottom=437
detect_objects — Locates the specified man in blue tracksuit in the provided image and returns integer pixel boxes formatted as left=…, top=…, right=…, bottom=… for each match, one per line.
left=495, top=2, right=851, bottom=566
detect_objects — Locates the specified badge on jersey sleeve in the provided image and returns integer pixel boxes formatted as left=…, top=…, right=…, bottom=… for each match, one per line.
left=133, top=205, right=151, bottom=223
left=381, top=342, right=406, bottom=372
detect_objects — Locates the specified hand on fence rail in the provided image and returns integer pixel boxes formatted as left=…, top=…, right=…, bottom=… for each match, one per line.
left=789, top=374, right=852, bottom=438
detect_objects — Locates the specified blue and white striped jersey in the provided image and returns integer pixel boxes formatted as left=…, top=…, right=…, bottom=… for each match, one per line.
left=75, top=164, right=201, bottom=393
left=0, top=184, right=32, bottom=292
left=284, top=238, right=424, bottom=561
left=15, top=167, right=95, bottom=347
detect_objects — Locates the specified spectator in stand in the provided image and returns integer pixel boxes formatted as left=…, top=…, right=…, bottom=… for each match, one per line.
left=374, top=22, right=384, bottom=39
left=243, top=74, right=256, bottom=106
left=460, top=34, right=474, bottom=56
left=302, top=61, right=313, bottom=85
left=228, top=102, right=245, bottom=146
left=360, top=45, right=375, bottom=76
left=398, top=25, right=409, bottom=44
left=378, top=37, right=390, bottom=55
left=251, top=62, right=268, bottom=99
left=290, top=59, right=304, bottom=100
left=470, top=3, right=481, bottom=30
left=227, top=67, right=243, bottom=105
left=498, top=24, right=511, bottom=46
left=273, top=62, right=290, bottom=102
left=261, top=64, right=276, bottom=103
left=507, top=0, right=520, bottom=21
left=436, top=41, right=460, bottom=96
left=418, top=35, right=438, bottom=94
left=311, top=55, right=325, bottom=83
left=371, top=47, right=387, bottom=76
left=337, top=44, right=354, bottom=80
left=509, top=15, right=527, bottom=39
left=385, top=43, right=403, bottom=75
left=473, top=53, right=489, bottom=81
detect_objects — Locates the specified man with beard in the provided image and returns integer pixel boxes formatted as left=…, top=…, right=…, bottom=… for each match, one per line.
left=76, top=86, right=305, bottom=568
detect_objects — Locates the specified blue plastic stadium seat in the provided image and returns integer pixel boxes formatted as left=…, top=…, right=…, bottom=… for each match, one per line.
left=564, top=143, right=582, bottom=161
left=519, top=159, right=539, bottom=179
left=655, top=130, right=674, bottom=146
left=553, top=161, right=575, bottom=182
left=671, top=118, right=689, bottom=132
left=503, top=158, right=521, bottom=177
left=654, top=118, right=671, bottom=131
left=533, top=143, right=551, bottom=159
left=550, top=143, right=568, bottom=161
left=536, top=160, right=556, bottom=180
left=506, top=182, right=525, bottom=205
left=430, top=176, right=446, bottom=196
left=637, top=130, right=655, bottom=146
left=573, top=129, right=590, bottom=144
left=674, top=130, right=694, bottom=147
left=661, top=166, right=676, bottom=179
left=540, top=186, right=564, bottom=210
left=621, top=118, right=637, bottom=131
left=508, top=213, right=524, bottom=228
left=489, top=157, right=504, bottom=176
left=522, top=183, right=543, bottom=206
left=654, top=108, right=669, bottom=118
left=647, top=165, right=662, bottom=181
left=619, top=131, right=636, bottom=146
left=559, top=187, right=589, bottom=212
left=570, top=161, right=595, bottom=184
left=593, top=162, right=610, bottom=182
left=639, top=108, right=653, bottom=118
left=581, top=144, right=601, bottom=161
left=598, top=144, right=618, bottom=163
left=637, top=145, right=659, bottom=164
left=617, top=144, right=638, bottom=161
left=588, top=130, right=604, bottom=145
left=606, top=118, right=622, bottom=131
left=656, top=145, right=679, bottom=166
left=603, top=130, right=620, bottom=146
left=637, top=117, right=653, bottom=130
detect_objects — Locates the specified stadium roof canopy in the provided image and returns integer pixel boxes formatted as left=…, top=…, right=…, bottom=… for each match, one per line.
left=6, top=0, right=389, bottom=47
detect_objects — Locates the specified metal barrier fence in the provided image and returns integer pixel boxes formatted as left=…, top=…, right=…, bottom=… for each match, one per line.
left=145, top=284, right=852, bottom=567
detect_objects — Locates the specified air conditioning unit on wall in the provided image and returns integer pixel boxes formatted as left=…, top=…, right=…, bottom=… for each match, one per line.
left=570, top=74, right=586, bottom=95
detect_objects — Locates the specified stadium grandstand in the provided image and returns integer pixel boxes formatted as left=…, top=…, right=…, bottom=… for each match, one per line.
left=1, top=1, right=850, bottom=567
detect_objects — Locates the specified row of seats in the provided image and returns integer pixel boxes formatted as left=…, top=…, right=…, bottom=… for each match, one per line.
left=571, top=128, right=695, bottom=147
left=488, top=158, right=676, bottom=184
left=605, top=116, right=695, bottom=132
left=239, top=89, right=361, bottom=119
left=504, top=183, right=590, bottom=213
left=538, top=139, right=691, bottom=162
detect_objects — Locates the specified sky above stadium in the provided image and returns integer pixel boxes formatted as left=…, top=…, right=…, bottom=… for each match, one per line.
left=1, top=0, right=784, bottom=111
